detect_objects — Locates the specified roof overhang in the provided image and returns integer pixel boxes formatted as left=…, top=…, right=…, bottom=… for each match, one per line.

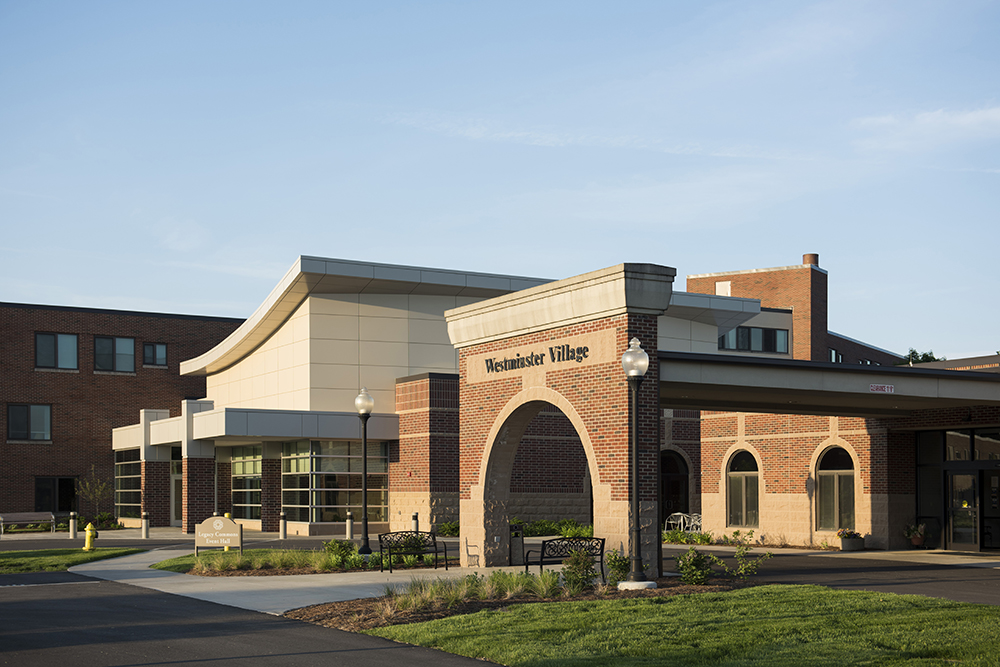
left=180, top=256, right=548, bottom=376
left=660, top=351, right=1000, bottom=418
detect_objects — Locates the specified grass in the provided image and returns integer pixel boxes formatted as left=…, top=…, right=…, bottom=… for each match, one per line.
left=0, top=548, right=144, bottom=573
left=369, top=585, right=1000, bottom=666
left=151, top=548, right=444, bottom=574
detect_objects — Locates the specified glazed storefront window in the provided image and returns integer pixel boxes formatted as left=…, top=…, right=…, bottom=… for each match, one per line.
left=281, top=440, right=390, bottom=522
left=231, top=446, right=262, bottom=520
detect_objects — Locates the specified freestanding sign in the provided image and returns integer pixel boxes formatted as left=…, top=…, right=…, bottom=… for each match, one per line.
left=194, top=516, right=243, bottom=555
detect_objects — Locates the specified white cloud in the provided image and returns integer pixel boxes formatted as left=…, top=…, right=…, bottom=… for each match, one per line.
left=853, top=107, right=1000, bottom=153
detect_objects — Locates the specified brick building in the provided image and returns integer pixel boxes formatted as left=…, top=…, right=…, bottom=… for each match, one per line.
left=1, top=303, right=242, bottom=517
left=109, top=255, right=1000, bottom=566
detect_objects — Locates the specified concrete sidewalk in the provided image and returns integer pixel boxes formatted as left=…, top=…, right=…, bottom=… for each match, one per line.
left=68, top=547, right=525, bottom=615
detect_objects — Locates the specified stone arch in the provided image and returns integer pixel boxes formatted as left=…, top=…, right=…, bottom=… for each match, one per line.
left=462, top=386, right=616, bottom=567
left=660, top=446, right=693, bottom=516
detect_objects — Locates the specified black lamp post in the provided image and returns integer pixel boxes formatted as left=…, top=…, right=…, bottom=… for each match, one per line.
left=355, top=387, right=374, bottom=555
left=621, top=337, right=649, bottom=583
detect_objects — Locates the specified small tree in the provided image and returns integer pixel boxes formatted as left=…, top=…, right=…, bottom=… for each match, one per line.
left=76, top=464, right=114, bottom=518
left=903, top=348, right=945, bottom=364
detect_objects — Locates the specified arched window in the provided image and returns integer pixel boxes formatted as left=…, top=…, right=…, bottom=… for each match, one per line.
left=817, top=446, right=854, bottom=531
left=727, top=451, right=759, bottom=527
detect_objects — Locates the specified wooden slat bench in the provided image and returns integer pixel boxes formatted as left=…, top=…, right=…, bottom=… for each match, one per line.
left=378, top=530, right=450, bottom=573
left=0, top=512, right=56, bottom=536
left=524, top=536, right=606, bottom=583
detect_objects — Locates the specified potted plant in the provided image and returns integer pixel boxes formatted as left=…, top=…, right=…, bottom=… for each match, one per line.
left=837, top=528, right=864, bottom=552
left=903, top=523, right=926, bottom=547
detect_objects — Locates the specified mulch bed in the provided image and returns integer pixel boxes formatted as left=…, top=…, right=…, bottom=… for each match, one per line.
left=284, top=577, right=741, bottom=633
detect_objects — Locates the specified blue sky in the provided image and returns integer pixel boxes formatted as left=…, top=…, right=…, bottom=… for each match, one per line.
left=2, top=1, right=998, bottom=358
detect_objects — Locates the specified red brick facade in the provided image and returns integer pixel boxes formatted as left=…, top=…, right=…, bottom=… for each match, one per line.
left=0, top=302, right=241, bottom=515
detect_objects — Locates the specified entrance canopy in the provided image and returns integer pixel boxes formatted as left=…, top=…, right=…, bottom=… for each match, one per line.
left=660, top=351, right=1000, bottom=418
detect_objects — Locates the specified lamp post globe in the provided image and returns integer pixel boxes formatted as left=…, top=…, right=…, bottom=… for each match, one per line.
left=355, top=387, right=374, bottom=554
left=621, top=338, right=649, bottom=583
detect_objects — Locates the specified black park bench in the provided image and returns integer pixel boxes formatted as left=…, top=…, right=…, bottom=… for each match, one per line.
left=378, top=530, right=451, bottom=573
left=524, top=536, right=606, bottom=583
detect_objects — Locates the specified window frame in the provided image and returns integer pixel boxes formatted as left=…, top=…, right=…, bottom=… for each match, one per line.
left=719, top=326, right=789, bottom=354
left=143, top=342, right=168, bottom=367
left=35, top=332, right=78, bottom=370
left=7, top=403, right=52, bottom=441
left=816, top=446, right=855, bottom=531
left=726, top=450, right=759, bottom=528
left=94, top=336, right=135, bottom=372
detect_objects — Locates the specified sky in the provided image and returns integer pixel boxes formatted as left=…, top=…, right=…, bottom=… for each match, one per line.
left=1, top=1, right=998, bottom=359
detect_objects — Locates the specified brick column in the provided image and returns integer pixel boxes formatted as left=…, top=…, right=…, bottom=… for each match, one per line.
left=141, top=460, right=170, bottom=527
left=392, top=373, right=460, bottom=532
left=260, top=458, right=281, bottom=532
left=182, top=457, right=216, bottom=533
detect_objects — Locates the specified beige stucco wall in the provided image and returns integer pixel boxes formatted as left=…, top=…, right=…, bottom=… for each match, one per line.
left=207, top=293, right=483, bottom=412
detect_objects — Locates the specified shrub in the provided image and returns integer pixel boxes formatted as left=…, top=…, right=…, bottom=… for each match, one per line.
left=559, top=523, right=594, bottom=538
left=323, top=539, right=358, bottom=558
left=675, top=547, right=714, bottom=585
left=605, top=549, right=630, bottom=586
left=402, top=554, right=419, bottom=568
left=562, top=549, right=598, bottom=591
left=436, top=521, right=460, bottom=537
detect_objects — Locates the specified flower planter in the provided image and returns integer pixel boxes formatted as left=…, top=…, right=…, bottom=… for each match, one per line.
left=910, top=536, right=925, bottom=548
left=840, top=537, right=865, bottom=552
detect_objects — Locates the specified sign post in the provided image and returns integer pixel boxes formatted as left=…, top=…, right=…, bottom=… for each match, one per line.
left=195, top=516, right=243, bottom=556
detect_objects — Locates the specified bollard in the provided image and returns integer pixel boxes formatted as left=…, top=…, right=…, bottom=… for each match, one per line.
left=279, top=512, right=287, bottom=540
left=412, top=512, right=419, bottom=532
left=141, top=512, right=150, bottom=539
left=69, top=512, right=78, bottom=540
left=345, top=511, right=354, bottom=540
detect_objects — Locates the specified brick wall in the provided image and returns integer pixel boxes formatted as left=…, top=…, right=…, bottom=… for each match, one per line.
left=687, top=259, right=828, bottom=361
left=182, top=457, right=216, bottom=533
left=216, top=461, right=233, bottom=516
left=141, top=460, right=170, bottom=527
left=0, top=302, right=241, bottom=515
left=261, top=458, right=281, bottom=532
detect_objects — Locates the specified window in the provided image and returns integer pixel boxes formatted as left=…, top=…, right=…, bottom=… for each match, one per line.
left=829, top=348, right=843, bottom=363
left=95, top=336, right=134, bottom=372
left=281, top=439, right=390, bottom=522
left=719, top=327, right=788, bottom=354
left=35, top=333, right=78, bottom=369
left=817, top=447, right=855, bottom=531
left=115, top=449, right=142, bottom=518
left=231, top=446, right=262, bottom=520
left=727, top=451, right=759, bottom=527
left=8, top=404, right=51, bottom=441
left=35, top=477, right=76, bottom=512
left=143, top=343, right=167, bottom=366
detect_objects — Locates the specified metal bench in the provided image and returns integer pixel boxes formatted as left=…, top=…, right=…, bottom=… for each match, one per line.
left=0, top=512, right=56, bottom=536
left=524, top=536, right=606, bottom=583
left=378, top=530, right=450, bottom=573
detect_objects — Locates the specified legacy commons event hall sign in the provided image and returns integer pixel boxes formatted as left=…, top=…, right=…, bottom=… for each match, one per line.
left=466, top=329, right=616, bottom=387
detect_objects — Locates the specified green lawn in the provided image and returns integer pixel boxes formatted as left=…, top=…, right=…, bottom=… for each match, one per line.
left=369, top=585, right=1000, bottom=666
left=0, top=548, right=144, bottom=573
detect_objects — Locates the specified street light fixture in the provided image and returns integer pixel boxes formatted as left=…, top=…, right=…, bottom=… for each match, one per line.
left=621, top=338, right=649, bottom=583
left=355, top=387, right=374, bottom=555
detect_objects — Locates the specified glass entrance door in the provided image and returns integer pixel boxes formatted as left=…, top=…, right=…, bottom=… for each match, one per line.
left=948, top=472, right=979, bottom=551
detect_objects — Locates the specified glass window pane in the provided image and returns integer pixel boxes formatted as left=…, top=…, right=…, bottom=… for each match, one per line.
left=730, top=451, right=758, bottom=472
left=317, top=457, right=350, bottom=473
left=917, top=431, right=942, bottom=465
left=728, top=475, right=743, bottom=526
left=116, top=337, right=134, bottom=372
left=30, top=405, right=50, bottom=440
left=8, top=405, right=28, bottom=439
left=975, top=430, right=1000, bottom=461
left=57, top=334, right=77, bottom=369
left=946, top=430, right=972, bottom=461
left=776, top=330, right=788, bottom=354
left=838, top=474, right=854, bottom=530
left=36, top=333, right=55, bottom=367
left=95, top=337, right=114, bottom=370
left=750, top=327, right=763, bottom=352
left=736, top=327, right=750, bottom=351
left=745, top=475, right=759, bottom=526
left=819, top=447, right=854, bottom=471
left=817, top=474, right=836, bottom=530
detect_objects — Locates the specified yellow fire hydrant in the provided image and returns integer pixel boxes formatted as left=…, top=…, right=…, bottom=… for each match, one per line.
left=83, top=522, right=98, bottom=551
left=224, top=513, right=232, bottom=551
